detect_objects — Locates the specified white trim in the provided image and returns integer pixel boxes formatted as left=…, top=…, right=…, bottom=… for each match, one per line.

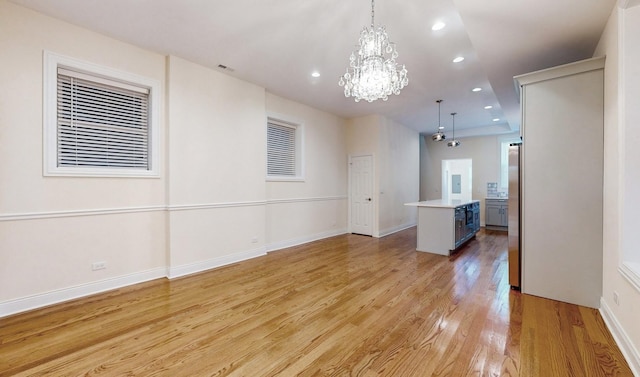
left=43, top=50, right=161, bottom=178
left=168, top=247, right=267, bottom=279
left=0, top=205, right=166, bottom=221
left=619, top=0, right=640, bottom=9
left=266, top=228, right=348, bottom=252
left=378, top=222, right=416, bottom=238
left=619, top=263, right=640, bottom=293
left=266, top=176, right=306, bottom=182
left=0, top=197, right=348, bottom=221
left=168, top=200, right=267, bottom=211
left=514, top=57, right=606, bottom=87
left=266, top=196, right=347, bottom=205
left=0, top=267, right=166, bottom=318
left=599, top=297, right=640, bottom=376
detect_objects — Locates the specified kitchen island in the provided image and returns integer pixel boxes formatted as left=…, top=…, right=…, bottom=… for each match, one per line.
left=405, top=199, right=480, bottom=256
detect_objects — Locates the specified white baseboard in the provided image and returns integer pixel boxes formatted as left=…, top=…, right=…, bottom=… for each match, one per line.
left=167, top=246, right=267, bottom=279
left=600, top=297, right=640, bottom=376
left=0, top=267, right=166, bottom=318
left=267, top=228, right=347, bottom=252
left=0, top=231, right=347, bottom=318
left=379, top=222, right=416, bottom=238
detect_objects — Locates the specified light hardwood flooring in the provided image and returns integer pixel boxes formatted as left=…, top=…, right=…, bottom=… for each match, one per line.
left=0, top=228, right=633, bottom=376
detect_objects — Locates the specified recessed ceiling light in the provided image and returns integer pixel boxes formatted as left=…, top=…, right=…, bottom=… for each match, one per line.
left=493, top=118, right=500, bottom=122
left=452, top=56, right=464, bottom=63
left=432, top=21, right=446, bottom=31
left=311, top=71, right=320, bottom=78
left=484, top=105, right=493, bottom=109
left=472, top=87, right=482, bottom=92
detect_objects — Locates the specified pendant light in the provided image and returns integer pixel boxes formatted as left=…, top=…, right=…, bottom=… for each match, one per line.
left=447, top=112, right=460, bottom=147
left=431, top=99, right=446, bottom=141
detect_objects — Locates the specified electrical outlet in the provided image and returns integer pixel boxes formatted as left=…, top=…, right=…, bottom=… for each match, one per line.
left=92, top=261, right=106, bottom=271
left=613, top=291, right=619, bottom=306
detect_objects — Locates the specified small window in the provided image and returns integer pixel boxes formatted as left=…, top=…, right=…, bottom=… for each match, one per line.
left=499, top=138, right=520, bottom=191
left=266, top=117, right=304, bottom=181
left=44, top=51, right=160, bottom=177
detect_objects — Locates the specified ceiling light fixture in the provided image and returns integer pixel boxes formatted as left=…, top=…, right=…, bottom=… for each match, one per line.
left=432, top=21, right=446, bottom=31
left=447, top=112, right=460, bottom=147
left=452, top=56, right=465, bottom=63
left=493, top=118, right=500, bottom=122
left=311, top=72, right=320, bottom=78
left=484, top=105, right=493, bottom=109
left=431, top=99, right=446, bottom=141
left=472, top=87, right=482, bottom=92
left=338, top=0, right=408, bottom=102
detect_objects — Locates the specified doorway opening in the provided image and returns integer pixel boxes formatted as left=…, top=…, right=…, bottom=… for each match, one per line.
left=442, top=159, right=472, bottom=201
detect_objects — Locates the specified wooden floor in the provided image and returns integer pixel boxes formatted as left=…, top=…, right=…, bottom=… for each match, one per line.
left=0, top=228, right=633, bottom=376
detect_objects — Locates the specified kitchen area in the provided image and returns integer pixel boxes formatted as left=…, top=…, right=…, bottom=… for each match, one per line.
left=407, top=157, right=483, bottom=256
left=416, top=56, right=604, bottom=309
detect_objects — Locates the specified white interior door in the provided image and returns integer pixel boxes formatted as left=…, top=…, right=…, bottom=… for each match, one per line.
left=350, top=155, right=373, bottom=236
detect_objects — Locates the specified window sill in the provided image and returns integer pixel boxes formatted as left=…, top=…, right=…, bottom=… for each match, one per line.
left=619, top=261, right=640, bottom=293
left=266, top=176, right=305, bottom=182
left=45, top=167, right=160, bottom=178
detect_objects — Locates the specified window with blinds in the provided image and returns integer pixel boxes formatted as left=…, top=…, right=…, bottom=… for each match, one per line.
left=267, top=121, right=297, bottom=177
left=266, top=117, right=304, bottom=181
left=56, top=68, right=150, bottom=170
left=43, top=51, right=160, bottom=177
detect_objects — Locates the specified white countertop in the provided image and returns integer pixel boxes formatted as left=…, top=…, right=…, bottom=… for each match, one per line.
left=404, top=199, right=480, bottom=209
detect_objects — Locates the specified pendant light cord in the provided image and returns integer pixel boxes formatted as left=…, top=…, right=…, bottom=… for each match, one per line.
left=437, top=99, right=442, bottom=129
left=451, top=112, right=457, bottom=139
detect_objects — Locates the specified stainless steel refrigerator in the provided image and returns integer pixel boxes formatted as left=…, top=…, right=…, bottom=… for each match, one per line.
left=508, top=143, right=521, bottom=289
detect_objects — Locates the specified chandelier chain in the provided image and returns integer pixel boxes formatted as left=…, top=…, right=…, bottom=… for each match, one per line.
left=371, top=0, right=375, bottom=26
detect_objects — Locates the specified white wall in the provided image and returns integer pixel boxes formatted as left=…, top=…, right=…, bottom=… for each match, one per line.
left=377, top=116, right=419, bottom=236
left=346, top=115, right=419, bottom=237
left=0, top=1, right=350, bottom=316
left=0, top=1, right=168, bottom=312
left=166, top=55, right=268, bottom=276
left=420, top=133, right=519, bottom=225
left=265, top=93, right=348, bottom=250
left=596, top=4, right=640, bottom=374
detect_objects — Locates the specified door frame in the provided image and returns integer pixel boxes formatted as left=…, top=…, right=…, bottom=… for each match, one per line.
left=348, top=153, right=376, bottom=237
left=441, top=158, right=472, bottom=202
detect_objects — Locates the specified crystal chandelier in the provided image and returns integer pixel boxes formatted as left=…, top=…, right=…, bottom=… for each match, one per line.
left=338, top=0, right=408, bottom=102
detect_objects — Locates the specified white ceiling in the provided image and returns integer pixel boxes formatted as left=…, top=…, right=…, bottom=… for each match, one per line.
left=11, top=0, right=616, bottom=138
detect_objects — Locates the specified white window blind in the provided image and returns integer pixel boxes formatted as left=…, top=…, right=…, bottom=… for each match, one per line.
left=267, top=122, right=296, bottom=176
left=56, top=68, right=150, bottom=169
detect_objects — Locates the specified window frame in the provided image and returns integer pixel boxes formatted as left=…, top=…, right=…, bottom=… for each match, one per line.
left=499, top=136, right=521, bottom=191
left=266, top=114, right=305, bottom=182
left=43, top=51, right=161, bottom=177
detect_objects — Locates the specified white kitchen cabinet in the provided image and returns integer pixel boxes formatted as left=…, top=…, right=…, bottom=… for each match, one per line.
left=514, top=57, right=603, bottom=308
left=485, top=198, right=508, bottom=228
